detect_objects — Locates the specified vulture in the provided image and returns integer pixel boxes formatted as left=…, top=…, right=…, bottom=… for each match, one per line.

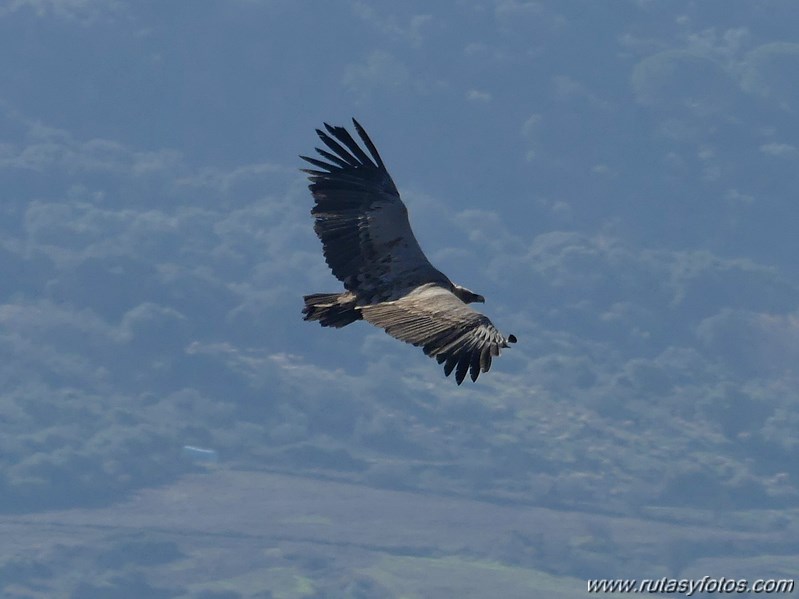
left=301, top=119, right=516, bottom=384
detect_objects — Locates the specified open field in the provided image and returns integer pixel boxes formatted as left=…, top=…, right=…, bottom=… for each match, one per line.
left=2, top=468, right=797, bottom=598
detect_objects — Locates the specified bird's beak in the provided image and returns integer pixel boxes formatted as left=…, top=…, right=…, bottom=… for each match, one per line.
left=474, top=294, right=485, bottom=303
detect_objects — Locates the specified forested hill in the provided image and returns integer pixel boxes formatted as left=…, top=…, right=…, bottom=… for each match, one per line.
left=2, top=1, right=799, bottom=596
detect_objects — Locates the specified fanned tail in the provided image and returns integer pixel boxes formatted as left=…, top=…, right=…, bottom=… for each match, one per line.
left=302, top=293, right=361, bottom=328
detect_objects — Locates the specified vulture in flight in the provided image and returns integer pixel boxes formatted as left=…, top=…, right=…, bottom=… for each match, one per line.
left=301, top=119, right=516, bottom=384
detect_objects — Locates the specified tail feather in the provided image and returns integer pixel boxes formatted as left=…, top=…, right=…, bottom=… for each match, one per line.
left=303, top=292, right=361, bottom=328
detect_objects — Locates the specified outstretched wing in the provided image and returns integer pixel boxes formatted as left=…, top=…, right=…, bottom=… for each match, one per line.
left=361, top=284, right=516, bottom=384
left=300, top=119, right=445, bottom=295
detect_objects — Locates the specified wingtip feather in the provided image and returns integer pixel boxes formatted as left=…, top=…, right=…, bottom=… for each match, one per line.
left=455, top=354, right=470, bottom=385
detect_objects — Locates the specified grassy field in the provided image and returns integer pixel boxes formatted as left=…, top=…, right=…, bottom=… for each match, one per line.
left=2, top=468, right=797, bottom=598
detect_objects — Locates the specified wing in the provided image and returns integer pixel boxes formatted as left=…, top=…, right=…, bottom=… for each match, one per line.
left=300, top=119, right=445, bottom=295
left=361, top=284, right=516, bottom=384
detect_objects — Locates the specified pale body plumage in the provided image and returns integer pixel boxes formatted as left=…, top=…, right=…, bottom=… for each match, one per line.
left=301, top=119, right=515, bottom=384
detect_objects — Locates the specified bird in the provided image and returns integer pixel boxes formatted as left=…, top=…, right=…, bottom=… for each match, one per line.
left=300, top=119, right=516, bottom=384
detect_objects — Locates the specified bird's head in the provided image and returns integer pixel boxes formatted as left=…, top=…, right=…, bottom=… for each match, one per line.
left=452, top=284, right=485, bottom=304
